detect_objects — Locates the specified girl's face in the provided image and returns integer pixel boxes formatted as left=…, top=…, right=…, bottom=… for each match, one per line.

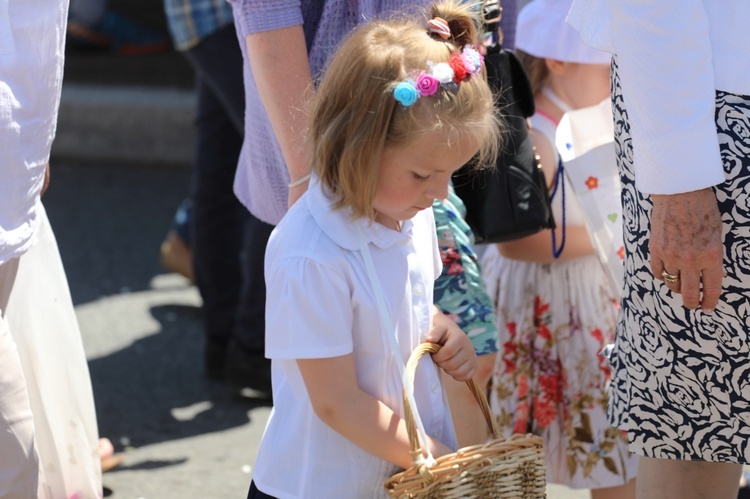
left=373, top=131, right=478, bottom=231
left=549, top=61, right=611, bottom=109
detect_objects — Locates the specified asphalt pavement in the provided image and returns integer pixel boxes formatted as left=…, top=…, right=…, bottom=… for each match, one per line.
left=49, top=3, right=587, bottom=497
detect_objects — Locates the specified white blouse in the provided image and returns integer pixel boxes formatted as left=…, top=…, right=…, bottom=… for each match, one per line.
left=0, top=0, right=68, bottom=264
left=254, top=180, right=456, bottom=498
left=568, top=0, right=750, bottom=195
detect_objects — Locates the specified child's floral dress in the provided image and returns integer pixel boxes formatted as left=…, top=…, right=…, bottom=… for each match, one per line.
left=481, top=241, right=639, bottom=489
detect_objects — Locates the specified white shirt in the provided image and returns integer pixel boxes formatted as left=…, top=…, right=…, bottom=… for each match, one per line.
left=567, top=0, right=750, bottom=195
left=0, top=0, right=68, bottom=265
left=255, top=180, right=456, bottom=499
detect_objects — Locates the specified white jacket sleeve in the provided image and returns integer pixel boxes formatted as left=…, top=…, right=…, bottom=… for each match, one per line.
left=608, top=0, right=725, bottom=194
left=568, top=0, right=728, bottom=194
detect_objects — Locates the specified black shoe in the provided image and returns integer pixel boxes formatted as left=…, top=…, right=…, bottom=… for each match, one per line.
left=204, top=338, right=228, bottom=382
left=225, top=340, right=271, bottom=394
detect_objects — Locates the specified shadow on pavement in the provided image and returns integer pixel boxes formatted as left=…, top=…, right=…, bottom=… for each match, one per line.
left=44, top=162, right=272, bottom=458
left=106, top=458, right=189, bottom=473
left=89, top=303, right=271, bottom=452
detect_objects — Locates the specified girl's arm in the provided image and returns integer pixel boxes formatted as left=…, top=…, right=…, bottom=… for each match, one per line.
left=496, top=128, right=594, bottom=263
left=298, top=354, right=453, bottom=469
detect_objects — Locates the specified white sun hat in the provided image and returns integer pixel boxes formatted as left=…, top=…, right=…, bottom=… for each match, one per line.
left=516, top=0, right=611, bottom=65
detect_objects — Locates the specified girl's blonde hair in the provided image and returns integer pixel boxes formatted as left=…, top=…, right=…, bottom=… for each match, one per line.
left=308, top=0, right=501, bottom=220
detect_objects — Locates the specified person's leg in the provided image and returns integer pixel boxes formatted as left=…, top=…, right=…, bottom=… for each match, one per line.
left=0, top=278, right=38, bottom=497
left=186, top=24, right=274, bottom=386
left=183, top=24, right=245, bottom=131
left=591, top=479, right=636, bottom=499
left=225, top=213, right=274, bottom=391
left=636, top=457, right=742, bottom=499
left=182, top=24, right=274, bottom=383
left=185, top=73, right=245, bottom=378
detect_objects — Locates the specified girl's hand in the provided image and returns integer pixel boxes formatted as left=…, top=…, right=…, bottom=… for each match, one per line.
left=426, top=309, right=478, bottom=381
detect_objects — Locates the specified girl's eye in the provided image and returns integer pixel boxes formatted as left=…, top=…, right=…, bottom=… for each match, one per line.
left=412, top=172, right=429, bottom=181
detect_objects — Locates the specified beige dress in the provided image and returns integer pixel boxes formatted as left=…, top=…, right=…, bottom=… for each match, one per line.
left=0, top=205, right=102, bottom=499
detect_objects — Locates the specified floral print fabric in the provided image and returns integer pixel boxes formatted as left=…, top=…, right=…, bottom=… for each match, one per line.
left=432, top=187, right=498, bottom=356
left=608, top=57, right=750, bottom=464
left=482, top=246, right=638, bottom=489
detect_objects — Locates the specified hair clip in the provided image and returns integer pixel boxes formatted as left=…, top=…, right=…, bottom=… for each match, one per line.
left=391, top=46, right=484, bottom=107
left=427, top=17, right=451, bottom=39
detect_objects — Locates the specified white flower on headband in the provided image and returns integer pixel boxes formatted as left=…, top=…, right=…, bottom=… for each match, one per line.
left=430, top=62, right=455, bottom=84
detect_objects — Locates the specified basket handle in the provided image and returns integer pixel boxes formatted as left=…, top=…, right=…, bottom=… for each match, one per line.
left=403, top=343, right=501, bottom=465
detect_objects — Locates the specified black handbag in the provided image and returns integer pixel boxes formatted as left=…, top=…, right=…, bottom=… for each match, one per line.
left=452, top=0, right=555, bottom=243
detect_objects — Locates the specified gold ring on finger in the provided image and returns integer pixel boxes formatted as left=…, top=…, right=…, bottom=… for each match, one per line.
left=661, top=270, right=680, bottom=284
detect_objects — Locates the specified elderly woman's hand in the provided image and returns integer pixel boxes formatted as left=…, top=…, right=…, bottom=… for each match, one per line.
left=650, top=187, right=724, bottom=312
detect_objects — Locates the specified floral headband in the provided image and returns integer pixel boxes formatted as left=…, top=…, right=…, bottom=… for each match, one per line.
left=392, top=18, right=484, bottom=107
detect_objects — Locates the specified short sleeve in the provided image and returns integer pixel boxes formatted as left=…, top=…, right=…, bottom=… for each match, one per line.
left=265, top=257, right=354, bottom=360
left=226, top=0, right=303, bottom=38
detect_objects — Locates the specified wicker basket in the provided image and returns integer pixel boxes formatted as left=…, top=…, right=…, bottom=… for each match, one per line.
left=385, top=343, right=547, bottom=498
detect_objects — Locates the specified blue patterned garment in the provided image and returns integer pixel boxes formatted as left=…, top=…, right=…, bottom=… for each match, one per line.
left=608, top=57, right=750, bottom=464
left=433, top=186, right=498, bottom=356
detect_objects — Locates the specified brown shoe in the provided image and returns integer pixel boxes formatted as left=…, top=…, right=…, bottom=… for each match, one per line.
left=160, top=230, right=194, bottom=282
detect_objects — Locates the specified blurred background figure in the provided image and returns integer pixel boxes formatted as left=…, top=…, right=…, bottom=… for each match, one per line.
left=68, top=0, right=170, bottom=55
left=162, top=0, right=275, bottom=393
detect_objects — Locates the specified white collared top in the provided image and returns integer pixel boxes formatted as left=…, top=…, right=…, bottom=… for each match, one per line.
left=0, top=0, right=68, bottom=265
left=255, top=179, right=456, bottom=499
left=567, top=0, right=750, bottom=195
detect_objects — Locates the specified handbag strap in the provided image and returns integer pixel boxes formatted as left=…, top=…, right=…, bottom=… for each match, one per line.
left=355, top=225, right=437, bottom=469
left=550, top=158, right=567, bottom=258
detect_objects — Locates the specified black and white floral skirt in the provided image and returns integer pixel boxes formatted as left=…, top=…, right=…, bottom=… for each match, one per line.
left=608, top=57, right=750, bottom=464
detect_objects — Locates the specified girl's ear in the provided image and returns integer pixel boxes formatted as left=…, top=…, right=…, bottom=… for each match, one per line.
left=545, top=58, right=567, bottom=76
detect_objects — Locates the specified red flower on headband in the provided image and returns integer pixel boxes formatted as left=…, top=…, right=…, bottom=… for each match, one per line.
left=448, top=54, right=467, bottom=83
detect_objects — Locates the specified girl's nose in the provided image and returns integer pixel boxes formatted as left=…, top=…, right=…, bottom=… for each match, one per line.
left=428, top=179, right=450, bottom=201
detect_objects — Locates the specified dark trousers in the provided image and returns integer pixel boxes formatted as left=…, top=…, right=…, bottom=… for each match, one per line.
left=247, top=481, right=277, bottom=499
left=184, top=24, right=273, bottom=352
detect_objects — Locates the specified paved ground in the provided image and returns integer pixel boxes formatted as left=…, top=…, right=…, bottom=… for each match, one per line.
left=44, top=162, right=269, bottom=498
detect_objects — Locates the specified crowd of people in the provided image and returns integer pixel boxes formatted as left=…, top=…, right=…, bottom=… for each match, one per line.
left=1, top=0, right=749, bottom=498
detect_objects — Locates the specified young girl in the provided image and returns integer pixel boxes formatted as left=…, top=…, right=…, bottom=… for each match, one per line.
left=481, top=0, right=639, bottom=497
left=248, top=2, right=500, bottom=498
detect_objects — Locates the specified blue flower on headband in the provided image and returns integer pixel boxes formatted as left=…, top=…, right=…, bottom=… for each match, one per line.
left=393, top=79, right=419, bottom=107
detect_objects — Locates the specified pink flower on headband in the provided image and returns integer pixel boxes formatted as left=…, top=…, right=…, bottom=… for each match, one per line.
left=460, top=46, right=483, bottom=74
left=416, top=73, right=440, bottom=96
